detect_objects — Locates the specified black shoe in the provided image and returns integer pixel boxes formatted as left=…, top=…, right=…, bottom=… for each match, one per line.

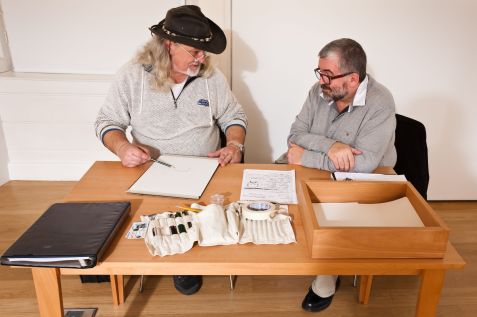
left=301, top=277, right=340, bottom=312
left=173, top=275, right=202, bottom=295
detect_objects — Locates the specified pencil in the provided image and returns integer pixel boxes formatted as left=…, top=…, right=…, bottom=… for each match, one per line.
left=175, top=205, right=202, bottom=213
left=150, top=157, right=174, bottom=168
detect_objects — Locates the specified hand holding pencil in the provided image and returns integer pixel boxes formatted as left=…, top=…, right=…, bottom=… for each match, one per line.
left=116, top=141, right=175, bottom=169
left=116, top=142, right=152, bottom=168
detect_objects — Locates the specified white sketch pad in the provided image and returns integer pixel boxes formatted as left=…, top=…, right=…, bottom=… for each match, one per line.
left=128, top=155, right=219, bottom=199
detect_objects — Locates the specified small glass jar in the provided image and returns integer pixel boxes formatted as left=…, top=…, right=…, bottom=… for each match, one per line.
left=210, top=193, right=225, bottom=206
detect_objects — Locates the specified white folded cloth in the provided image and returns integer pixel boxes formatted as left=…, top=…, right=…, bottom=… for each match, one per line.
left=194, top=204, right=239, bottom=246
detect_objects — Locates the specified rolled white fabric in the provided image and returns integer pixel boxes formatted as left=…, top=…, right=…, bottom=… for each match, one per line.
left=195, top=204, right=238, bottom=246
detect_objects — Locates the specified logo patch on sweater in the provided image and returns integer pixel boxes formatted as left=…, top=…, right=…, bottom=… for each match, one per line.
left=197, top=99, right=209, bottom=107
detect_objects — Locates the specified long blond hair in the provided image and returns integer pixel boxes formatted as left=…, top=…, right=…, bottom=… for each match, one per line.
left=135, top=35, right=214, bottom=92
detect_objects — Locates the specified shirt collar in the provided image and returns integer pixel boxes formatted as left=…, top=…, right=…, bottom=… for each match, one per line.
left=320, top=75, right=369, bottom=112
left=352, top=75, right=368, bottom=107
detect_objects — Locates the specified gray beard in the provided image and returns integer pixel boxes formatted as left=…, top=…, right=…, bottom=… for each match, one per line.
left=322, top=84, right=347, bottom=102
left=174, top=64, right=200, bottom=77
left=185, top=66, right=200, bottom=77
left=323, top=90, right=345, bottom=102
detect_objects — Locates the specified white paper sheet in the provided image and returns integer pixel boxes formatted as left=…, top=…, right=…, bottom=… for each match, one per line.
left=240, top=169, right=298, bottom=204
left=313, top=197, right=424, bottom=227
left=332, top=172, right=407, bottom=181
left=128, top=155, right=219, bottom=199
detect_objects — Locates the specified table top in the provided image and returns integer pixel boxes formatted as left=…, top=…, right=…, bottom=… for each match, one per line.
left=61, top=161, right=465, bottom=276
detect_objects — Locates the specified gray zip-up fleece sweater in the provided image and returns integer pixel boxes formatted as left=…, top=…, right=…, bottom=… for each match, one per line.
left=95, top=62, right=247, bottom=157
left=287, top=75, right=396, bottom=172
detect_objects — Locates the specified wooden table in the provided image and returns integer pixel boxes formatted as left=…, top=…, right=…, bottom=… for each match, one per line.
left=27, top=162, right=464, bottom=317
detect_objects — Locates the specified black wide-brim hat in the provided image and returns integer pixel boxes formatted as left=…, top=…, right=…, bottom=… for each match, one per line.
left=149, top=5, right=226, bottom=54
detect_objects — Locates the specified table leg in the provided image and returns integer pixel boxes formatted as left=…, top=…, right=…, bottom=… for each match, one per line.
left=110, top=274, right=125, bottom=305
left=415, top=269, right=446, bottom=317
left=358, top=275, right=373, bottom=304
left=31, top=268, right=64, bottom=317
left=117, top=275, right=124, bottom=304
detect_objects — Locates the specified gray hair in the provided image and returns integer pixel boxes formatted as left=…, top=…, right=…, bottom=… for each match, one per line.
left=135, top=35, right=214, bottom=91
left=319, top=38, right=367, bottom=82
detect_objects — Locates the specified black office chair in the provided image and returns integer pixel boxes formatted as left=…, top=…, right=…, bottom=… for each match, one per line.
left=394, top=114, right=429, bottom=199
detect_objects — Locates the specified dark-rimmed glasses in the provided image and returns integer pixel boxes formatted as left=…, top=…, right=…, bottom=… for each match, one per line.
left=314, top=68, right=354, bottom=85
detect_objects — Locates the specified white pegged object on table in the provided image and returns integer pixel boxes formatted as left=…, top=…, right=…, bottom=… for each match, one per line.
left=194, top=204, right=239, bottom=246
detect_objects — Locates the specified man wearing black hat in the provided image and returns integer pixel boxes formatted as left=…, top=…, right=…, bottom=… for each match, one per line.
left=94, top=5, right=247, bottom=295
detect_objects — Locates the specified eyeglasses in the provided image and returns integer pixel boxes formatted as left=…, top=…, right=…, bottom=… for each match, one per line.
left=314, top=68, right=354, bottom=85
left=177, top=43, right=207, bottom=62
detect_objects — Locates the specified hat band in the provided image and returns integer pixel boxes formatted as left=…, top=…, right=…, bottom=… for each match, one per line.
left=162, top=25, right=213, bottom=43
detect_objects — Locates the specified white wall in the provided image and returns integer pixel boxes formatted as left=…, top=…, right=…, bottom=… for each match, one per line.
left=0, top=72, right=117, bottom=180
left=0, top=119, right=9, bottom=185
left=0, top=6, right=11, bottom=184
left=0, top=4, right=12, bottom=72
left=232, top=0, right=477, bottom=200
left=1, top=0, right=183, bottom=74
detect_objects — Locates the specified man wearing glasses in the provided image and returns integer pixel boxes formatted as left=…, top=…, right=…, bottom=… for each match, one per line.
left=281, top=38, right=396, bottom=312
left=95, top=5, right=247, bottom=295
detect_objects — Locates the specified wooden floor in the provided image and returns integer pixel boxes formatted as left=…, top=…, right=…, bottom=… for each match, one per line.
left=0, top=181, right=475, bottom=317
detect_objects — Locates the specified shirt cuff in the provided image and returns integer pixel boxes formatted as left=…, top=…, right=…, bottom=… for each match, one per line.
left=100, top=126, right=125, bottom=144
left=223, top=120, right=247, bottom=132
left=301, top=150, right=318, bottom=169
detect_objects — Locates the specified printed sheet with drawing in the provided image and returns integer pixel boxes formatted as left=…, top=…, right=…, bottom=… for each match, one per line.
left=240, top=169, right=298, bottom=204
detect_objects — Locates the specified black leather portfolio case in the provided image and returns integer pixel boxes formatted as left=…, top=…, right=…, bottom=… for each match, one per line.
left=1, top=201, right=130, bottom=269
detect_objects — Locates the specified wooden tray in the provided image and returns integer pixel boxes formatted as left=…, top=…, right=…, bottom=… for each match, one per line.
left=298, top=180, right=449, bottom=259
